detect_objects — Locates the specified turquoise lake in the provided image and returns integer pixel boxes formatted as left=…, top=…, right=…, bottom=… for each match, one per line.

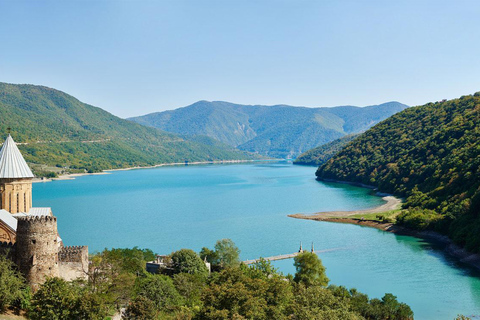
left=33, top=162, right=480, bottom=319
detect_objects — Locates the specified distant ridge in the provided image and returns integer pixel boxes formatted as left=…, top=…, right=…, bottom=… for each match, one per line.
left=129, top=100, right=409, bottom=158
left=0, top=82, right=259, bottom=175
left=294, top=134, right=360, bottom=166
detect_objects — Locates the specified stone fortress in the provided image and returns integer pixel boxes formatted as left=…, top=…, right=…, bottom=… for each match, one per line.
left=0, top=134, right=88, bottom=290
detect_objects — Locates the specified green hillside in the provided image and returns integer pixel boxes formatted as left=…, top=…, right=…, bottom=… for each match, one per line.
left=316, top=92, right=480, bottom=252
left=129, top=101, right=408, bottom=158
left=0, top=83, right=258, bottom=175
left=294, top=134, right=359, bottom=166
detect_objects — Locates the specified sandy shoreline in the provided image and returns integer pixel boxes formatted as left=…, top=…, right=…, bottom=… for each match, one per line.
left=288, top=195, right=402, bottom=220
left=33, top=159, right=266, bottom=183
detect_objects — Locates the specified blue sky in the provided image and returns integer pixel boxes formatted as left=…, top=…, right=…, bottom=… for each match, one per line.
left=1, top=0, right=479, bottom=118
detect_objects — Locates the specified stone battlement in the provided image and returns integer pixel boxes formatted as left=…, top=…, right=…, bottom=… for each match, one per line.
left=59, top=246, right=88, bottom=262
left=0, top=241, right=16, bottom=258
left=17, top=215, right=57, bottom=223
left=58, top=245, right=89, bottom=282
left=0, top=240, right=16, bottom=252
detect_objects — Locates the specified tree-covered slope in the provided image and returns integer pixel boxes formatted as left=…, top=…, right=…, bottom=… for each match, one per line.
left=316, top=92, right=480, bottom=252
left=294, top=134, right=359, bottom=166
left=0, top=83, right=258, bottom=174
left=129, top=101, right=408, bottom=158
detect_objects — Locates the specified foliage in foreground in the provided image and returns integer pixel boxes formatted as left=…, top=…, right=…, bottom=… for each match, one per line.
left=317, top=92, right=480, bottom=252
left=0, top=254, right=28, bottom=313
left=1, top=243, right=413, bottom=320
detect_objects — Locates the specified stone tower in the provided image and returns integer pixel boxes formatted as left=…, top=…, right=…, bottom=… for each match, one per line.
left=15, top=215, right=60, bottom=290
left=0, top=134, right=34, bottom=214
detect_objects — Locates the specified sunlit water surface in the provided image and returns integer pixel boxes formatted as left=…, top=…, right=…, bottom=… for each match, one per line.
left=33, top=162, right=480, bottom=319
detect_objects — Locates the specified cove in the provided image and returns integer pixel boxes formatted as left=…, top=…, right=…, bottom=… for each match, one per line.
left=32, top=162, right=480, bottom=319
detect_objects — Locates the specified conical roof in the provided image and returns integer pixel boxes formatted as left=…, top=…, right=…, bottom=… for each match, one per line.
left=0, top=135, right=34, bottom=178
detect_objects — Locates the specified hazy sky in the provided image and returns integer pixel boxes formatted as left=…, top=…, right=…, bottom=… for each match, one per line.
left=1, top=0, right=479, bottom=118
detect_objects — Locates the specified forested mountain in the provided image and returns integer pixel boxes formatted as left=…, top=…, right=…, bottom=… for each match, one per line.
left=316, top=92, right=480, bottom=252
left=294, top=134, right=359, bottom=166
left=0, top=83, right=258, bottom=175
left=129, top=101, right=408, bottom=158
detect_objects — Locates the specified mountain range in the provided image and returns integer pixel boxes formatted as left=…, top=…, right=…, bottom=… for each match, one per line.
left=129, top=101, right=409, bottom=158
left=0, top=83, right=258, bottom=175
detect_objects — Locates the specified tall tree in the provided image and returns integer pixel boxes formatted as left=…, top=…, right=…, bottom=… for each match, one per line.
left=214, top=239, right=240, bottom=267
left=293, top=252, right=329, bottom=287
left=170, top=249, right=209, bottom=277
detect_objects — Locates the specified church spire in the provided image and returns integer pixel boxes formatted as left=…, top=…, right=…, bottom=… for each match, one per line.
left=0, top=134, right=34, bottom=213
left=0, top=134, right=34, bottom=179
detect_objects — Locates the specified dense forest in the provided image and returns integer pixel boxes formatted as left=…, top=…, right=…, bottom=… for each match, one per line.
left=0, top=240, right=413, bottom=320
left=294, top=134, right=359, bottom=166
left=316, top=92, right=480, bottom=252
left=0, top=83, right=258, bottom=176
left=129, top=100, right=408, bottom=158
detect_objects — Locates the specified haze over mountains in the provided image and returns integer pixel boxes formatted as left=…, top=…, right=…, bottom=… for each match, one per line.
left=129, top=101, right=409, bottom=158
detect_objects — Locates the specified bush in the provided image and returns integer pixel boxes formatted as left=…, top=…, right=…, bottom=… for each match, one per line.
left=170, top=249, right=209, bottom=277
left=396, top=208, right=443, bottom=230
left=0, top=255, right=27, bottom=312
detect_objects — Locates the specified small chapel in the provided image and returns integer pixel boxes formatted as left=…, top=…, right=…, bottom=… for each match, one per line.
left=0, top=134, right=88, bottom=290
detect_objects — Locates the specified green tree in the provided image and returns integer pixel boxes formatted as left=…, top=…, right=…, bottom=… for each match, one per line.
left=173, top=273, right=205, bottom=308
left=74, top=286, right=110, bottom=320
left=199, top=267, right=270, bottom=320
left=170, top=249, right=208, bottom=277
left=89, top=249, right=136, bottom=309
left=214, top=239, right=240, bottom=267
left=135, top=274, right=183, bottom=311
left=199, top=246, right=218, bottom=264
left=123, top=296, right=158, bottom=320
left=199, top=264, right=294, bottom=320
left=28, top=277, right=78, bottom=320
left=379, top=293, right=414, bottom=320
left=28, top=278, right=109, bottom=320
left=293, top=252, right=329, bottom=287
left=247, top=258, right=279, bottom=279
left=0, top=254, right=27, bottom=312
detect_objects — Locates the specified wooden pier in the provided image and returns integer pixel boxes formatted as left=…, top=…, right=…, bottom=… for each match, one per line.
left=242, top=247, right=344, bottom=265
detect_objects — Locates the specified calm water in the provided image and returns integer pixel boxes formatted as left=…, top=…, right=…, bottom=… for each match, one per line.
left=33, top=162, right=480, bottom=319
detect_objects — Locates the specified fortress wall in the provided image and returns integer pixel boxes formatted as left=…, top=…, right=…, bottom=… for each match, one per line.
left=58, top=245, right=89, bottom=281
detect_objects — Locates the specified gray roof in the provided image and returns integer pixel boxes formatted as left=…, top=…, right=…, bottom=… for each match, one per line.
left=0, top=209, right=17, bottom=231
left=0, top=135, right=34, bottom=178
left=28, top=207, right=52, bottom=217
left=12, top=207, right=52, bottom=218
